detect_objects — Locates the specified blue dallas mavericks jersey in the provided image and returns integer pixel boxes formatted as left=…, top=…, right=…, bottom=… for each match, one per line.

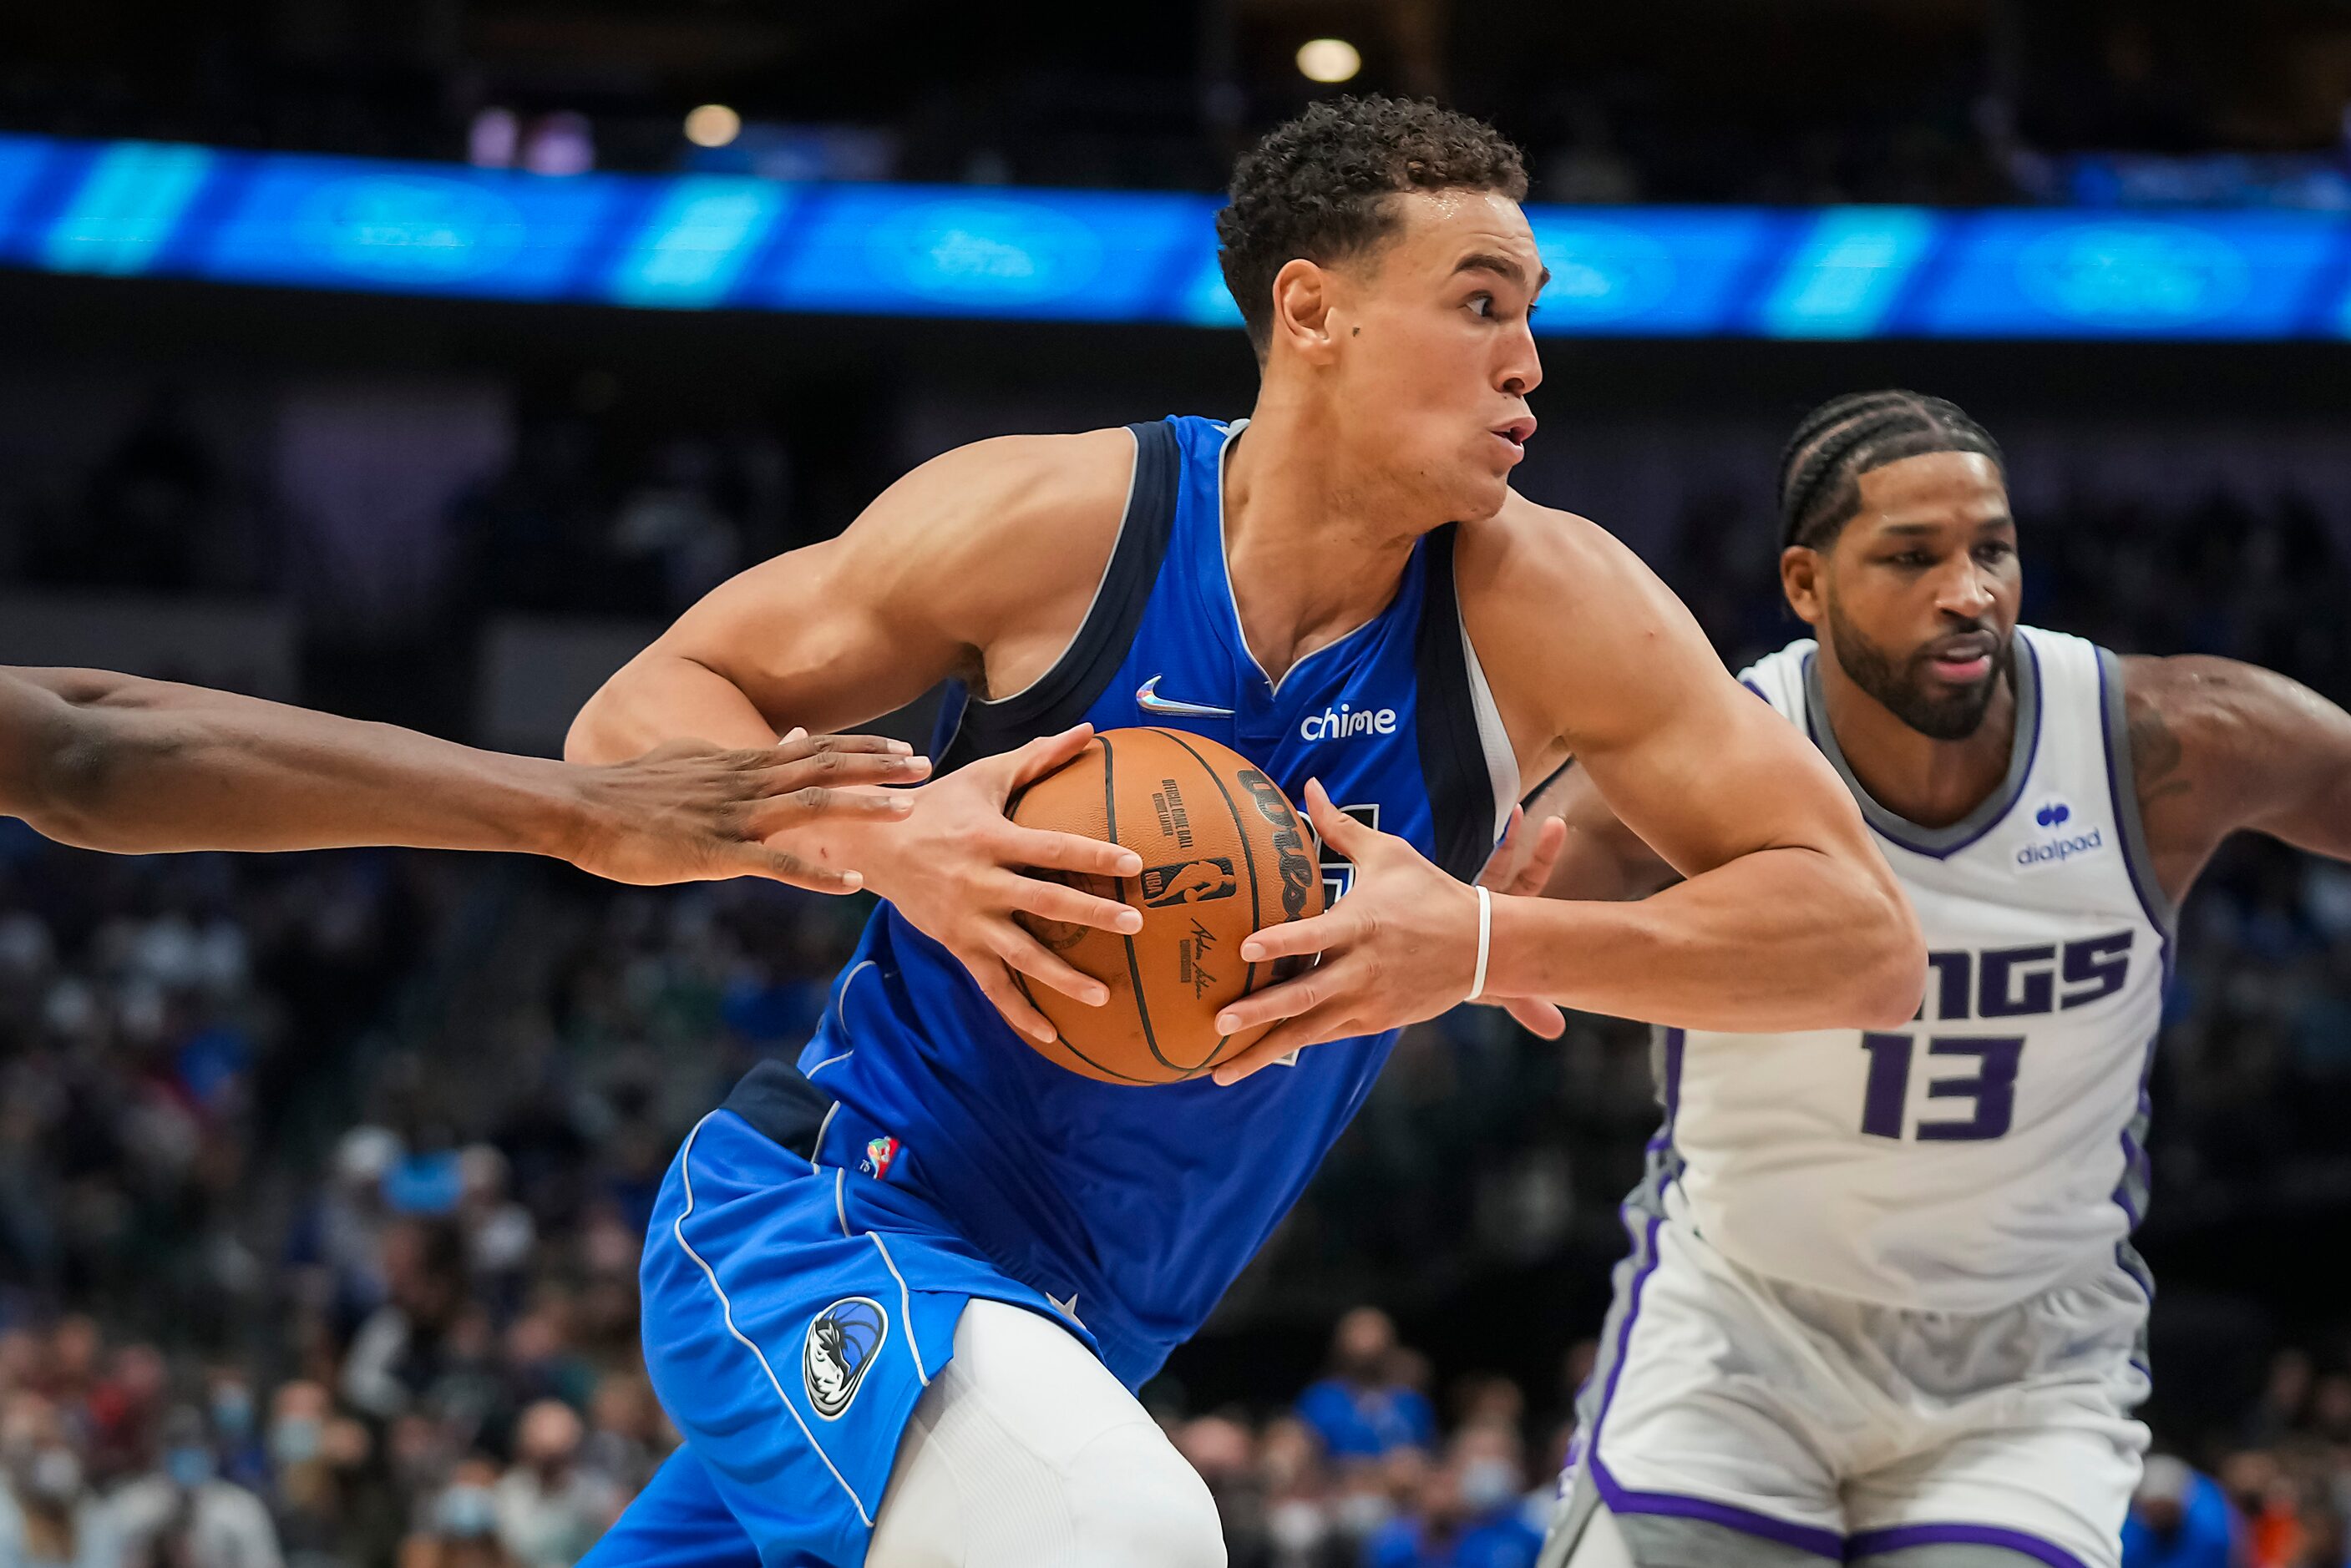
left=721, top=415, right=1516, bottom=1388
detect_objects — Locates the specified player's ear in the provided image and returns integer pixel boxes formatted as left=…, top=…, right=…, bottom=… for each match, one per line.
left=1269, top=259, right=1339, bottom=365
left=1781, top=545, right=1827, bottom=629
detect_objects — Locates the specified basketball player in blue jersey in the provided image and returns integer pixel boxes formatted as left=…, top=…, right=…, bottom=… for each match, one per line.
left=0, top=665, right=922, bottom=884
left=1497, top=393, right=2351, bottom=1568
left=564, top=99, right=1924, bottom=1568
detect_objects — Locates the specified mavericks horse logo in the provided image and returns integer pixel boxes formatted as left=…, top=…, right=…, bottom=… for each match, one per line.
left=803, top=1297, right=888, bottom=1420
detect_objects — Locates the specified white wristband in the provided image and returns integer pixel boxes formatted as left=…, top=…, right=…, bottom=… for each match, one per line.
left=1467, top=884, right=1493, bottom=1003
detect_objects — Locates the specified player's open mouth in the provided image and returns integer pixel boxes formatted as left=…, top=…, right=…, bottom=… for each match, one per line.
left=1489, top=417, right=1536, bottom=460
left=1923, top=632, right=1997, bottom=683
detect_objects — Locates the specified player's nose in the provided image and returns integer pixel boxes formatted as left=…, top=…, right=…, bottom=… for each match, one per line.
left=1497, top=322, right=1542, bottom=399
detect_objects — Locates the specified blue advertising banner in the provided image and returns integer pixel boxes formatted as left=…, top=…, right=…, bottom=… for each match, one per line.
left=4, top=133, right=2349, bottom=340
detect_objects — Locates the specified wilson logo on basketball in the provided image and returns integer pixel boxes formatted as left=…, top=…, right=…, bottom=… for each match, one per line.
left=1235, top=769, right=1317, bottom=921
left=1140, top=858, right=1237, bottom=907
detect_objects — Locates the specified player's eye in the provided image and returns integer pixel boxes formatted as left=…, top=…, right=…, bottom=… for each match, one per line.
left=1467, top=293, right=1493, bottom=317
left=1975, top=542, right=2014, bottom=564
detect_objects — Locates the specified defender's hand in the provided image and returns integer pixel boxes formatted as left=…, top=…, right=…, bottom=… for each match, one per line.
left=1471, top=804, right=1569, bottom=1039
left=1208, top=779, right=1483, bottom=1083
left=859, top=724, right=1143, bottom=1044
left=565, top=731, right=931, bottom=889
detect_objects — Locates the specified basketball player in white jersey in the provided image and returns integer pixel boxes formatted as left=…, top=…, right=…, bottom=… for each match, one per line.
left=1495, top=392, right=2351, bottom=1568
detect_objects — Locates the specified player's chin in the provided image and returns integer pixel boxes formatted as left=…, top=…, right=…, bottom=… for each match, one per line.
left=1445, top=461, right=1515, bottom=522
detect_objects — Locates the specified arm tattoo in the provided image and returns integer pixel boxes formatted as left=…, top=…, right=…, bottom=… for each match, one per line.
left=2128, top=701, right=2193, bottom=808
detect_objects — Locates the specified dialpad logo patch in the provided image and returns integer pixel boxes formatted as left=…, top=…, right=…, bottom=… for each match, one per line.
left=1140, top=858, right=1237, bottom=908
left=803, top=1297, right=888, bottom=1420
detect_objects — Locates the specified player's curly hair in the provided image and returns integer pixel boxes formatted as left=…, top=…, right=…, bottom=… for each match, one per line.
left=1217, top=94, right=1529, bottom=358
left=1777, top=391, right=2006, bottom=551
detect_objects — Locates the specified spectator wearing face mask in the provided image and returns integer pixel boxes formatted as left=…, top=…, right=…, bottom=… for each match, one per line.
left=1295, top=1308, right=1437, bottom=1464
left=491, top=1403, right=616, bottom=1568
left=1366, top=1426, right=1542, bottom=1568
left=400, top=1460, right=514, bottom=1568
left=109, top=1405, right=283, bottom=1568
left=0, top=1393, right=121, bottom=1568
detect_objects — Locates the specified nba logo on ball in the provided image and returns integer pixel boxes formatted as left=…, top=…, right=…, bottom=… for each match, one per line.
left=803, top=1297, right=888, bottom=1419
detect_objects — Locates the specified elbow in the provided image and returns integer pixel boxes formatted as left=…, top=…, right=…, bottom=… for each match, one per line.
left=1849, top=876, right=1928, bottom=1029
left=565, top=684, right=626, bottom=766
left=18, top=707, right=131, bottom=848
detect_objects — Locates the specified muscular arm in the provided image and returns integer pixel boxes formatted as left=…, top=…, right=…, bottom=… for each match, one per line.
left=1514, top=761, right=1678, bottom=903
left=1214, top=503, right=1923, bottom=1072
left=565, top=428, right=1135, bottom=759
left=1467, top=502, right=1922, bottom=1032
left=2126, top=654, right=2351, bottom=904
left=565, top=427, right=1153, bottom=1039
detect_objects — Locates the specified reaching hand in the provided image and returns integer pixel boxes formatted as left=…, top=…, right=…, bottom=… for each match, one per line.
left=1471, top=804, right=1570, bottom=1039
left=1205, top=778, right=1487, bottom=1084
left=564, top=731, right=932, bottom=889
left=858, top=724, right=1143, bottom=1044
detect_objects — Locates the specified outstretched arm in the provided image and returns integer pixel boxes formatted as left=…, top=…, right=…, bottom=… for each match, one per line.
left=0, top=666, right=926, bottom=888
left=1214, top=502, right=1923, bottom=1078
left=2127, top=655, right=2351, bottom=904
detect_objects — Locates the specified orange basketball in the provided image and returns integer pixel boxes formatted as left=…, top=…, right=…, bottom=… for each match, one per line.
left=1007, top=727, right=1327, bottom=1085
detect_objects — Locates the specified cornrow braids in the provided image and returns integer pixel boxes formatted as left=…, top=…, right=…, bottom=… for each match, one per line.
left=1776, top=391, right=2005, bottom=550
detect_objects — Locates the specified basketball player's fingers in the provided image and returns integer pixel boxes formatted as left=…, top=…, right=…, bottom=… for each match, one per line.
left=999, top=823, right=1144, bottom=879
left=1495, top=994, right=1568, bottom=1038
left=1236, top=907, right=1352, bottom=964
left=732, top=847, right=866, bottom=895
left=1506, top=814, right=1569, bottom=898
left=991, top=924, right=1113, bottom=1009
left=1211, top=1005, right=1356, bottom=1085
left=765, top=731, right=920, bottom=765
left=997, top=873, right=1144, bottom=936
left=745, top=786, right=915, bottom=838
left=1475, top=804, right=1530, bottom=890
left=749, top=751, right=931, bottom=797
left=1212, top=960, right=1340, bottom=1036
left=1300, top=777, right=1390, bottom=861
left=995, top=723, right=1099, bottom=796
left=961, top=953, right=1060, bottom=1044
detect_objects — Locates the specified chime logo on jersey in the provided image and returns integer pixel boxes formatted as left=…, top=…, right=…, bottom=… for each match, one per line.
left=2016, top=797, right=2105, bottom=873
left=803, top=1297, right=887, bottom=1419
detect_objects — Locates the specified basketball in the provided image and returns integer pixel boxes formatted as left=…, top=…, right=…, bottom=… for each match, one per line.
left=1007, top=727, right=1328, bottom=1085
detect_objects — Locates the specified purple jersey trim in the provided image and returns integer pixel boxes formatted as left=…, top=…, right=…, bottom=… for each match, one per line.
left=1593, top=1458, right=1842, bottom=1559
left=1740, top=677, right=1770, bottom=701
left=1584, top=1194, right=1842, bottom=1562
left=1847, top=1521, right=2092, bottom=1568
left=2093, top=649, right=2177, bottom=980
left=1806, top=640, right=2046, bottom=862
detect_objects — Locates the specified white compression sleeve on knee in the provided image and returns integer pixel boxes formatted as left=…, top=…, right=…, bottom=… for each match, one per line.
left=868, top=1299, right=1224, bottom=1568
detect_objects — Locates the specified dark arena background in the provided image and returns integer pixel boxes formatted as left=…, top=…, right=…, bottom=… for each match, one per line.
left=4, top=3, right=2351, bottom=1565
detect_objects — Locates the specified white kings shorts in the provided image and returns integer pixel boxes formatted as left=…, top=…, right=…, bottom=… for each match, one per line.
left=1553, top=1181, right=2151, bottom=1568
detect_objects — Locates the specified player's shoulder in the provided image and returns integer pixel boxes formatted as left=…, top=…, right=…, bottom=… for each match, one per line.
left=1454, top=488, right=1664, bottom=619
left=2117, top=650, right=2314, bottom=775
left=890, top=426, right=1138, bottom=537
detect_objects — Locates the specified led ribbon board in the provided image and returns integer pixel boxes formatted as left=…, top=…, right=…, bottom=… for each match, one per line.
left=3, top=134, right=2348, bottom=338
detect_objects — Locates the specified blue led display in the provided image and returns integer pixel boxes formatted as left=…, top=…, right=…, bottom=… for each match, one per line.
left=4, top=132, right=2351, bottom=340
left=1911, top=211, right=2345, bottom=338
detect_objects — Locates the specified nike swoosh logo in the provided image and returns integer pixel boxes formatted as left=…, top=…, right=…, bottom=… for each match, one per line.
left=1135, top=675, right=1234, bottom=718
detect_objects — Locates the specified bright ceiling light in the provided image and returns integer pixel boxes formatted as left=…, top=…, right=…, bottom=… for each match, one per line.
left=684, top=104, right=742, bottom=149
left=1296, top=38, right=1361, bottom=84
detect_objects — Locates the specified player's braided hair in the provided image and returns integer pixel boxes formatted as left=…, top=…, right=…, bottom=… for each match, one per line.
left=1217, top=94, right=1528, bottom=358
left=1776, top=391, right=2005, bottom=550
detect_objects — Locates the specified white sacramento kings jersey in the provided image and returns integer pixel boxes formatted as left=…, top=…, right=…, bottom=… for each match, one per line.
left=1669, top=625, right=2175, bottom=1313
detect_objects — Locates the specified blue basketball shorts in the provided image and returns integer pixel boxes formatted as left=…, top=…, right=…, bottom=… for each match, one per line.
left=579, top=1109, right=1090, bottom=1568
